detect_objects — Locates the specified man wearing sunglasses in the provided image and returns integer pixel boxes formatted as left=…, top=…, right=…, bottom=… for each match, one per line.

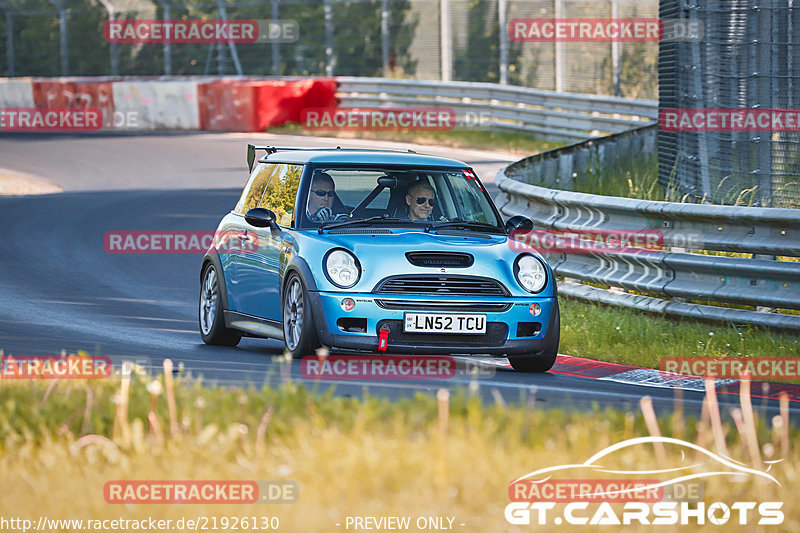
left=307, top=172, right=346, bottom=222
left=405, top=181, right=437, bottom=221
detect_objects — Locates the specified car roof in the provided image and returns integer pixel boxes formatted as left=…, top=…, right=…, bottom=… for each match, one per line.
left=258, top=148, right=469, bottom=167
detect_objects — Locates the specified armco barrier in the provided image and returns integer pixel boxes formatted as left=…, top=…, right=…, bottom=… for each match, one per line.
left=496, top=163, right=800, bottom=330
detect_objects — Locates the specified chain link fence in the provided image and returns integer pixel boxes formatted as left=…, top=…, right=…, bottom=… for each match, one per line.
left=0, top=0, right=658, bottom=97
left=658, top=0, right=800, bottom=207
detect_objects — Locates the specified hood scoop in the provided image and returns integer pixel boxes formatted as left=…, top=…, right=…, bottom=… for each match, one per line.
left=405, top=251, right=474, bottom=268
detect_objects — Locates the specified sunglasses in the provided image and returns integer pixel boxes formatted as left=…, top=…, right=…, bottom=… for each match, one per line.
left=312, top=189, right=336, bottom=198
left=415, top=196, right=436, bottom=206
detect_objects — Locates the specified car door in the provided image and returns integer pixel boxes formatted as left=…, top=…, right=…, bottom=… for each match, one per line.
left=236, top=163, right=303, bottom=321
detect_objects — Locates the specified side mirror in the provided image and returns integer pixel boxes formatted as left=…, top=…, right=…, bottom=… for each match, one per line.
left=245, top=208, right=278, bottom=229
left=505, top=215, right=534, bottom=234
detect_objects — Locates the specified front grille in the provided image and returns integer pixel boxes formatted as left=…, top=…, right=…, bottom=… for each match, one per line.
left=375, top=300, right=511, bottom=312
left=377, top=320, right=508, bottom=346
left=373, top=275, right=509, bottom=296
left=405, top=251, right=474, bottom=268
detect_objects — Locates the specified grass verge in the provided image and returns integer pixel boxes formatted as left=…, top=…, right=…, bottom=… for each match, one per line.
left=559, top=296, right=800, bottom=369
left=0, top=369, right=797, bottom=531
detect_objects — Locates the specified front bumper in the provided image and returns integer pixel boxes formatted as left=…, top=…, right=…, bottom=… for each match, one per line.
left=307, top=292, right=559, bottom=356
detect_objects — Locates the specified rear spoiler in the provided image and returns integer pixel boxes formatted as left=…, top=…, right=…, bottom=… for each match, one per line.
left=247, top=144, right=419, bottom=172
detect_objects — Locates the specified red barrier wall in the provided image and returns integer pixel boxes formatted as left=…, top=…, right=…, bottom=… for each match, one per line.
left=32, top=80, right=116, bottom=127
left=197, top=79, right=338, bottom=131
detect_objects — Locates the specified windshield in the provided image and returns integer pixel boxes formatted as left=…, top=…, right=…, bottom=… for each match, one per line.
left=300, top=167, right=503, bottom=231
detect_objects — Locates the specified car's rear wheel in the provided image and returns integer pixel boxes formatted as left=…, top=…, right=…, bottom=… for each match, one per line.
left=282, top=273, right=320, bottom=358
left=507, top=308, right=560, bottom=372
left=199, top=263, right=242, bottom=346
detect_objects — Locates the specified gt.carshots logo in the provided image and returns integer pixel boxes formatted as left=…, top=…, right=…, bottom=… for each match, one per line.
left=505, top=437, right=784, bottom=526
left=301, top=107, right=456, bottom=131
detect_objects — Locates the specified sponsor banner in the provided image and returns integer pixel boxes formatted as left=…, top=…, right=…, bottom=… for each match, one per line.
left=660, top=108, right=800, bottom=132
left=0, top=107, right=103, bottom=132
left=0, top=355, right=112, bottom=379
left=103, top=230, right=260, bottom=254
left=660, top=357, right=800, bottom=381
left=302, top=107, right=457, bottom=131
left=301, top=355, right=459, bottom=379
left=104, top=20, right=259, bottom=43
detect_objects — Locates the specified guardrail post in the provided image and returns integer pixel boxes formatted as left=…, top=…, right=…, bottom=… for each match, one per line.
left=498, top=0, right=508, bottom=84
left=440, top=0, right=452, bottom=81
left=49, top=0, right=69, bottom=76
left=0, top=0, right=13, bottom=77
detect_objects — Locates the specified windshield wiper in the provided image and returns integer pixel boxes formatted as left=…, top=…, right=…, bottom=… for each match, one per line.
left=427, top=221, right=504, bottom=233
left=318, top=214, right=404, bottom=233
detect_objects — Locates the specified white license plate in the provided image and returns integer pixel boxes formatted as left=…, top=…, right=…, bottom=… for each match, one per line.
left=404, top=313, right=487, bottom=334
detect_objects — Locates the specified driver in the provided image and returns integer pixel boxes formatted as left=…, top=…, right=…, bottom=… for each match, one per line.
left=404, top=181, right=437, bottom=221
left=307, top=172, right=347, bottom=222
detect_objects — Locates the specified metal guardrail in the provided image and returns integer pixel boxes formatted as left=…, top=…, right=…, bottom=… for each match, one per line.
left=336, top=77, right=658, bottom=141
left=496, top=165, right=800, bottom=330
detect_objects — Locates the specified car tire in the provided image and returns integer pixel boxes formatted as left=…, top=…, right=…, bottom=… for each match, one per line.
left=282, top=273, right=320, bottom=358
left=199, top=263, right=242, bottom=346
left=507, top=306, right=560, bottom=373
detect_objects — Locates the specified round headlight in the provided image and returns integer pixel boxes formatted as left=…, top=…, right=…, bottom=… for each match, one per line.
left=515, top=254, right=547, bottom=293
left=325, top=249, right=361, bottom=288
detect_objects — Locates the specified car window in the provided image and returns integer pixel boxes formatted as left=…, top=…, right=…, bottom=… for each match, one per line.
left=445, top=171, right=495, bottom=223
left=259, top=163, right=303, bottom=227
left=234, top=163, right=280, bottom=214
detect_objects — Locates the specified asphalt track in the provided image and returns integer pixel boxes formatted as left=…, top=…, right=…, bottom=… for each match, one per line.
left=0, top=132, right=795, bottom=419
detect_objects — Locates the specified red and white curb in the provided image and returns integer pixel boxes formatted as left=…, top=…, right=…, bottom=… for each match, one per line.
left=464, top=354, right=800, bottom=402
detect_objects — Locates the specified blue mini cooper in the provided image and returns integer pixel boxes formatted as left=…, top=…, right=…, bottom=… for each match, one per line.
left=199, top=146, right=559, bottom=372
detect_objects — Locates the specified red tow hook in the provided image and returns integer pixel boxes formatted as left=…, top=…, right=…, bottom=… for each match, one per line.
left=378, top=326, right=390, bottom=352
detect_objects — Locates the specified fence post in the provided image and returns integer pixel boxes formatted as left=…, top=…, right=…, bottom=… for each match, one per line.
left=272, top=0, right=280, bottom=76
left=217, top=0, right=243, bottom=75
left=155, top=0, right=172, bottom=75
left=440, top=0, right=452, bottom=81
left=49, top=0, right=69, bottom=76
left=554, top=0, right=564, bottom=91
left=611, top=0, right=620, bottom=95
left=0, top=0, right=13, bottom=77
left=95, top=0, right=118, bottom=76
left=324, top=0, right=335, bottom=76
left=381, top=0, right=390, bottom=76
left=498, top=0, right=508, bottom=84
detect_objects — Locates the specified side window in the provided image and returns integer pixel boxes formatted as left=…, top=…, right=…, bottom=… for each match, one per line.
left=259, top=164, right=303, bottom=226
left=235, top=163, right=279, bottom=214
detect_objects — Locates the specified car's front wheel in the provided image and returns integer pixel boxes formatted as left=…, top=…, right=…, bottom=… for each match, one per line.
left=199, top=263, right=242, bottom=346
left=282, top=273, right=320, bottom=358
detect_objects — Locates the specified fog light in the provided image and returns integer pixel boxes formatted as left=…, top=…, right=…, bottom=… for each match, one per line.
left=341, top=298, right=355, bottom=311
left=529, top=303, right=541, bottom=316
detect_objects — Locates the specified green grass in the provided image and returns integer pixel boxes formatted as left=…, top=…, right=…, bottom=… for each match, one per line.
left=559, top=296, right=800, bottom=369
left=0, top=373, right=797, bottom=531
